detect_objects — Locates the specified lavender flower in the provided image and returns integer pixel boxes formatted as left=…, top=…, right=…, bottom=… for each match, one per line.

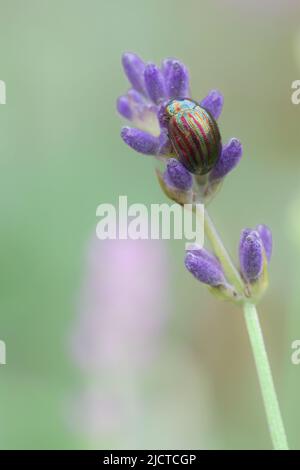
left=118, top=53, right=242, bottom=196
left=122, top=52, right=146, bottom=95
left=163, top=158, right=193, bottom=191
left=185, top=249, right=226, bottom=287
left=200, top=89, right=224, bottom=121
left=162, top=58, right=190, bottom=98
left=116, top=96, right=133, bottom=120
left=144, top=63, right=166, bottom=104
left=239, top=229, right=264, bottom=282
left=117, top=52, right=287, bottom=450
left=121, top=127, right=161, bottom=155
left=256, top=224, right=273, bottom=262
left=118, top=53, right=226, bottom=160
left=209, top=138, right=243, bottom=182
left=120, top=54, right=193, bottom=157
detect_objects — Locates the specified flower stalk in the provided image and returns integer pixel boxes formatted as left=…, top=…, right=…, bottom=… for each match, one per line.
left=243, top=302, right=289, bottom=450
left=203, top=209, right=245, bottom=296
left=199, top=206, right=289, bottom=450
left=182, top=199, right=288, bottom=449
left=117, top=52, right=289, bottom=450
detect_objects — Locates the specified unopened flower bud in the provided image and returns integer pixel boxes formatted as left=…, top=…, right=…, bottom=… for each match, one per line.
left=164, top=158, right=193, bottom=191
left=209, top=138, right=243, bottom=182
left=185, top=249, right=226, bottom=287
left=162, top=58, right=190, bottom=98
left=122, top=52, right=146, bottom=95
left=200, top=89, right=224, bottom=120
left=117, top=96, right=133, bottom=120
left=121, top=127, right=160, bottom=155
left=239, top=229, right=263, bottom=282
left=144, top=63, right=166, bottom=104
left=256, top=224, right=272, bottom=262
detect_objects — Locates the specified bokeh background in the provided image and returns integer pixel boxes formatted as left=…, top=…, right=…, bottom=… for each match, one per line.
left=1, top=0, right=300, bottom=450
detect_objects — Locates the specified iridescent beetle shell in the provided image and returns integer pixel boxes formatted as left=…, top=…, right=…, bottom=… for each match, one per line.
left=163, top=98, right=222, bottom=175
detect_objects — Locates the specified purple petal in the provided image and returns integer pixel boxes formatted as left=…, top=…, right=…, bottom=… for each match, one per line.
left=239, top=229, right=263, bottom=282
left=125, top=89, right=157, bottom=122
left=200, top=90, right=224, bottom=120
left=185, top=249, right=225, bottom=286
left=162, top=58, right=190, bottom=98
left=161, top=58, right=174, bottom=79
left=256, top=224, right=272, bottom=262
left=127, top=88, right=146, bottom=105
left=186, top=247, right=221, bottom=269
left=157, top=101, right=170, bottom=129
left=116, top=96, right=133, bottom=120
left=144, top=63, right=166, bottom=104
left=163, top=158, right=193, bottom=191
left=239, top=228, right=252, bottom=248
left=122, top=52, right=146, bottom=94
left=157, top=130, right=173, bottom=156
left=121, top=127, right=160, bottom=155
left=209, top=138, right=243, bottom=182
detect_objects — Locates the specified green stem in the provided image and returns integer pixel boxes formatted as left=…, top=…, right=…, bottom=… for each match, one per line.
left=201, top=207, right=289, bottom=450
left=191, top=205, right=244, bottom=295
left=243, top=302, right=289, bottom=450
left=204, top=209, right=245, bottom=295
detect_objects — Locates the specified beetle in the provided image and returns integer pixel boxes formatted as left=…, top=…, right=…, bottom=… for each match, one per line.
left=163, top=98, right=222, bottom=175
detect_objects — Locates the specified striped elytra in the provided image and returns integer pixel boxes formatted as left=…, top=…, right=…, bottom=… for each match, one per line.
left=164, top=98, right=222, bottom=175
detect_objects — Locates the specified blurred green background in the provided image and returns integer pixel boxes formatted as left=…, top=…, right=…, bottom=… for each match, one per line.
left=1, top=0, right=300, bottom=450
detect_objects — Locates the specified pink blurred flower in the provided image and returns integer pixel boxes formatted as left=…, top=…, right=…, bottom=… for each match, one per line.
left=70, top=236, right=170, bottom=373
left=68, top=235, right=171, bottom=443
left=69, top=385, right=137, bottom=440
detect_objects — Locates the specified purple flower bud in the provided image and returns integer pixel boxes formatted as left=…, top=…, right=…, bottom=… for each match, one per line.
left=122, top=52, right=146, bottom=94
left=144, top=63, right=166, bottom=104
left=127, top=88, right=146, bottom=105
left=121, top=127, right=160, bottom=155
left=161, top=58, right=173, bottom=79
left=240, top=228, right=251, bottom=246
left=116, top=96, right=133, bottom=120
left=239, top=229, right=263, bottom=282
left=209, top=138, right=243, bottom=182
left=163, top=158, right=193, bottom=191
left=162, top=58, right=190, bottom=98
left=157, top=101, right=169, bottom=129
left=256, top=224, right=272, bottom=262
left=185, top=249, right=226, bottom=286
left=158, top=130, right=173, bottom=155
left=200, top=90, right=224, bottom=120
